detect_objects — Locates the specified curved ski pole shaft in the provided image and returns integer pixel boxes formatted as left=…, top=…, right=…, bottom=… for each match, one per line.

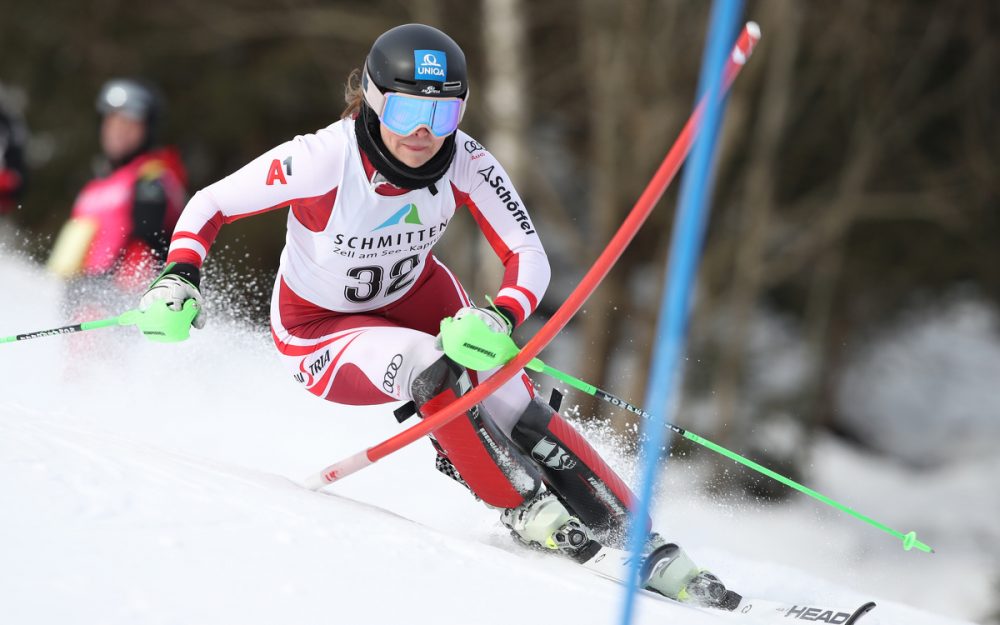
left=1, top=312, right=138, bottom=344
left=528, top=356, right=934, bottom=554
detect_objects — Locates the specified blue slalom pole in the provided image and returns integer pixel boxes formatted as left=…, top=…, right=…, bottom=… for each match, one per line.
left=618, top=1, right=745, bottom=623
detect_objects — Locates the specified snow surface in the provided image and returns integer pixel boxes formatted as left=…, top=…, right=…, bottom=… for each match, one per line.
left=0, top=249, right=990, bottom=625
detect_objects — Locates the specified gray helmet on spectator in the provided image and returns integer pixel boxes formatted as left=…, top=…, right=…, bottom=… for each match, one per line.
left=95, top=78, right=164, bottom=146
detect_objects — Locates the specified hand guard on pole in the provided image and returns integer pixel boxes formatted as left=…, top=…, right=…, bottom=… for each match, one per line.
left=134, top=262, right=206, bottom=341
left=437, top=305, right=520, bottom=371
left=140, top=262, right=206, bottom=327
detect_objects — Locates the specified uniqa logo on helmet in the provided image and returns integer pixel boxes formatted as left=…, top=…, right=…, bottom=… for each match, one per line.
left=414, top=49, right=447, bottom=80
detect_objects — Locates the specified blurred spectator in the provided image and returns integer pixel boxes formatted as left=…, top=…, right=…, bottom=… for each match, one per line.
left=48, top=78, right=187, bottom=295
left=0, top=82, right=29, bottom=216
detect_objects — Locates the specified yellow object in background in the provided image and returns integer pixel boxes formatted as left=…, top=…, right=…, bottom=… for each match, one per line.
left=47, top=217, right=98, bottom=278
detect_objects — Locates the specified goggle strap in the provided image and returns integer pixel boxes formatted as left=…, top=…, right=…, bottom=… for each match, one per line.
left=362, top=67, right=387, bottom=116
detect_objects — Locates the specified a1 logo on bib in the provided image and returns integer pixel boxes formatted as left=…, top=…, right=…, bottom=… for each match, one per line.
left=414, top=49, right=447, bottom=81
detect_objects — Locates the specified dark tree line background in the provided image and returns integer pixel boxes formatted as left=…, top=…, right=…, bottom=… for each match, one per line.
left=2, top=1, right=998, bottom=477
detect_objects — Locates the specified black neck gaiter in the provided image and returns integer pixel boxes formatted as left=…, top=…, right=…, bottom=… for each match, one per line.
left=355, top=103, right=455, bottom=191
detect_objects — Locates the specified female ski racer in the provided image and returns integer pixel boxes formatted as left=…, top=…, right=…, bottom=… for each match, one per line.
left=138, top=23, right=731, bottom=607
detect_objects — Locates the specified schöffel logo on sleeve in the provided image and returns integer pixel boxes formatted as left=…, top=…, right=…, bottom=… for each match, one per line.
left=414, top=50, right=447, bottom=81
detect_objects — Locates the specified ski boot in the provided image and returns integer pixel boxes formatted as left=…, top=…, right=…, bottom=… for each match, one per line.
left=501, top=490, right=592, bottom=556
left=642, top=539, right=741, bottom=610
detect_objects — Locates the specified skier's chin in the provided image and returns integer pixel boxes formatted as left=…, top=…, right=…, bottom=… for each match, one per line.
left=395, top=143, right=437, bottom=168
left=380, top=125, right=445, bottom=168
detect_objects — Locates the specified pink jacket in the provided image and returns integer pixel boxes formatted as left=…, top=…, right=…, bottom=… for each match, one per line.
left=71, top=147, right=186, bottom=275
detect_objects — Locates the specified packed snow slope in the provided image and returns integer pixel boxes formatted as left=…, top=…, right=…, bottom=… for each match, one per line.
left=0, top=251, right=989, bottom=625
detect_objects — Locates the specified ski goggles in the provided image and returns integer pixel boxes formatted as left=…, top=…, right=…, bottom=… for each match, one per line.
left=380, top=93, right=463, bottom=137
left=363, top=69, right=466, bottom=137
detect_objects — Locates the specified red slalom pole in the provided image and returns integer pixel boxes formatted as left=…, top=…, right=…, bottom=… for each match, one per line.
left=303, top=22, right=762, bottom=491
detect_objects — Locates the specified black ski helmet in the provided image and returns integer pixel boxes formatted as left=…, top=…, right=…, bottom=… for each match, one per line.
left=95, top=78, right=164, bottom=144
left=354, top=24, right=468, bottom=191
left=363, top=23, right=468, bottom=102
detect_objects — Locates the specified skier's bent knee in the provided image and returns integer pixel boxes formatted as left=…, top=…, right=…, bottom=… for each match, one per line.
left=410, top=355, right=542, bottom=508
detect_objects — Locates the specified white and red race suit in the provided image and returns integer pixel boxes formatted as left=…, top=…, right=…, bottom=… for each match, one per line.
left=168, top=122, right=544, bottom=424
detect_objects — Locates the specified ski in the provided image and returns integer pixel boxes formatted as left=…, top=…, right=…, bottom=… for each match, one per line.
left=727, top=597, right=876, bottom=625
left=577, top=543, right=877, bottom=624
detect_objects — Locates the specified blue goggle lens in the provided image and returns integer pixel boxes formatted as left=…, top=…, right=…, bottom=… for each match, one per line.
left=380, top=94, right=462, bottom=137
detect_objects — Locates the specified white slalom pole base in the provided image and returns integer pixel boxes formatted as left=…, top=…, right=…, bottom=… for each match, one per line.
left=302, top=450, right=374, bottom=490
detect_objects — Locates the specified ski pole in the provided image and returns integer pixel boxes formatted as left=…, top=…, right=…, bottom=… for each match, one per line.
left=524, top=356, right=934, bottom=554
left=1, top=314, right=132, bottom=343
left=1, top=300, right=200, bottom=344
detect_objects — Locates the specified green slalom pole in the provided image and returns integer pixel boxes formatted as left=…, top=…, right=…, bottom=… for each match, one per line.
left=524, top=356, right=934, bottom=554
left=2, top=300, right=200, bottom=345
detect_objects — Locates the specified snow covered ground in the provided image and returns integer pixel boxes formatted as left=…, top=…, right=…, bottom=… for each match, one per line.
left=0, top=250, right=992, bottom=625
